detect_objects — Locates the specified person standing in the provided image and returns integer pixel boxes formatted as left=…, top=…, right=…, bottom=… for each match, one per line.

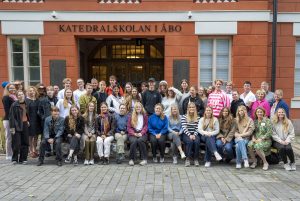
left=9, top=90, right=29, bottom=164
left=148, top=103, right=169, bottom=163
left=26, top=86, right=42, bottom=158
left=57, top=78, right=72, bottom=100
left=2, top=83, right=17, bottom=160
left=94, top=80, right=108, bottom=114
left=106, top=85, right=124, bottom=114
left=56, top=89, right=75, bottom=118
left=37, top=106, right=65, bottom=166
left=240, top=81, right=256, bottom=113
left=142, top=78, right=162, bottom=116
left=127, top=102, right=148, bottom=166
left=272, top=108, right=296, bottom=171
left=261, top=81, right=275, bottom=106
left=53, top=85, right=60, bottom=98
left=161, top=87, right=182, bottom=116
left=73, top=78, right=86, bottom=106
left=125, top=87, right=141, bottom=113
left=230, top=90, right=246, bottom=118
left=250, top=90, right=271, bottom=119
left=91, top=78, right=100, bottom=97
left=207, top=79, right=230, bottom=117
left=270, top=89, right=290, bottom=119
left=105, top=75, right=124, bottom=96
left=79, top=83, right=97, bottom=114
left=179, top=79, right=190, bottom=115
left=182, top=86, right=205, bottom=117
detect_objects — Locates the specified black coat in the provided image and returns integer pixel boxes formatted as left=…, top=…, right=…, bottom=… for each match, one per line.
left=182, top=95, right=205, bottom=117
left=26, top=98, right=42, bottom=136
left=142, top=90, right=162, bottom=115
left=64, top=116, right=85, bottom=139
left=94, top=91, right=108, bottom=114
left=9, top=101, right=29, bottom=132
left=231, top=98, right=246, bottom=118
left=38, top=96, right=58, bottom=122
left=2, top=95, right=15, bottom=120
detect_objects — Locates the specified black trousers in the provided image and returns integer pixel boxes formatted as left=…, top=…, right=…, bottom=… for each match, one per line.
left=12, top=122, right=29, bottom=162
left=149, top=134, right=166, bottom=158
left=129, top=135, right=148, bottom=160
left=68, top=135, right=81, bottom=155
left=274, top=141, right=295, bottom=164
left=39, top=137, right=62, bottom=162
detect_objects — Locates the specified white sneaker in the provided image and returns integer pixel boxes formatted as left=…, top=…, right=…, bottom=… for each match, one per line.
left=84, top=160, right=89, bottom=165
left=284, top=163, right=292, bottom=171
left=262, top=163, right=269, bottom=171
left=153, top=157, right=158, bottom=163
left=236, top=164, right=242, bottom=169
left=214, top=152, right=222, bottom=161
left=173, top=156, right=178, bottom=164
left=180, top=151, right=186, bottom=159
left=139, top=160, right=147, bottom=166
left=244, top=160, right=249, bottom=168
left=204, top=162, right=211, bottom=168
left=129, top=160, right=134, bottom=166
left=290, top=163, right=296, bottom=171
left=194, top=160, right=199, bottom=167
left=160, top=158, right=164, bottom=163
left=165, top=147, right=169, bottom=154
left=6, top=156, right=12, bottom=160
left=89, top=159, right=94, bottom=165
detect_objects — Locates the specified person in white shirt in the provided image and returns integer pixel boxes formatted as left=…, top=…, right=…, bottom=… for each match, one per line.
left=240, top=81, right=256, bottom=113
left=57, top=78, right=72, bottom=100
left=56, top=88, right=75, bottom=118
left=73, top=78, right=86, bottom=106
left=106, top=85, right=124, bottom=114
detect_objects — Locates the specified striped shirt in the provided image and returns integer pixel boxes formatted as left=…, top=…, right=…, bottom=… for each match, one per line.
left=181, top=115, right=200, bottom=136
left=207, top=90, right=230, bottom=117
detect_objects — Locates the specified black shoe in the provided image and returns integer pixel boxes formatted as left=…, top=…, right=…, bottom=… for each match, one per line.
left=57, top=161, right=62, bottom=166
left=45, top=152, right=52, bottom=157
left=116, top=154, right=123, bottom=164
left=104, top=157, right=109, bottom=165
left=98, top=157, right=104, bottom=165
left=37, top=160, right=44, bottom=166
left=225, top=158, right=232, bottom=164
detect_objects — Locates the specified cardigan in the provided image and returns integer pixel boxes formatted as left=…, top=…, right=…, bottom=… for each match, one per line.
left=127, top=114, right=148, bottom=136
left=272, top=120, right=295, bottom=143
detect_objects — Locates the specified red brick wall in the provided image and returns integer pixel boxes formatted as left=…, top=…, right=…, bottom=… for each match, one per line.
left=0, top=25, right=8, bottom=116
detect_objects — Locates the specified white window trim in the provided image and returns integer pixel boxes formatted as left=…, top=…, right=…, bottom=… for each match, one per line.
left=198, top=37, right=232, bottom=87
left=292, top=39, right=300, bottom=108
left=7, top=36, right=42, bottom=88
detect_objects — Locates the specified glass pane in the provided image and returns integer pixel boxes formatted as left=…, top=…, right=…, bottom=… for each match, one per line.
left=200, top=68, right=212, bottom=82
left=200, top=82, right=212, bottom=88
left=12, top=67, right=24, bottom=81
left=100, top=46, right=107, bottom=58
left=28, top=39, right=39, bottom=52
left=12, top=53, right=24, bottom=66
left=216, top=55, right=229, bottom=69
left=200, top=55, right=212, bottom=68
left=216, top=69, right=228, bottom=81
left=11, top=39, right=23, bottom=52
left=29, top=67, right=40, bottom=81
left=94, top=49, right=101, bottom=59
left=296, top=41, right=300, bottom=55
left=216, top=39, right=229, bottom=55
left=30, top=81, right=39, bottom=86
left=295, top=82, right=300, bottom=97
left=29, top=53, right=40, bottom=66
left=200, top=39, right=213, bottom=55
left=296, top=56, right=300, bottom=68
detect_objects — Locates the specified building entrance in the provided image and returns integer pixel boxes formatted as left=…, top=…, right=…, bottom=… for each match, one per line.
left=79, top=38, right=164, bottom=88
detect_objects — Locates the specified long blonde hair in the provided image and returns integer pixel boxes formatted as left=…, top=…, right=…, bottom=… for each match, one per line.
left=169, top=104, right=181, bottom=125
left=83, top=102, right=97, bottom=125
left=203, top=106, right=214, bottom=130
left=186, top=102, right=198, bottom=123
left=131, top=102, right=146, bottom=128
left=68, top=105, right=80, bottom=131
left=63, top=88, right=75, bottom=108
left=236, top=105, right=250, bottom=127
left=272, top=108, right=289, bottom=132
left=155, top=103, right=165, bottom=120
left=26, top=86, right=39, bottom=99
left=219, top=107, right=233, bottom=130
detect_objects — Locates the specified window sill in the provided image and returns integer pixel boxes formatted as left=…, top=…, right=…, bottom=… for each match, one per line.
left=291, top=98, right=300, bottom=108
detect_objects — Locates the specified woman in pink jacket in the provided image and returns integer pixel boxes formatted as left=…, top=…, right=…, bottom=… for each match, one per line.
left=250, top=89, right=270, bottom=119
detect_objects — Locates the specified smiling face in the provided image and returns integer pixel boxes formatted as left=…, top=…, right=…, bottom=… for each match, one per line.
left=113, top=86, right=119, bottom=95
left=119, top=105, right=127, bottom=115
left=189, top=87, right=196, bottom=97
left=255, top=108, right=265, bottom=120
left=232, top=91, right=239, bottom=101
left=154, top=105, right=162, bottom=116
left=77, top=79, right=84, bottom=88
left=205, top=107, right=213, bottom=118
left=125, top=84, right=132, bottom=93
left=91, top=79, right=98, bottom=89
left=132, top=88, right=138, bottom=97
left=135, top=103, right=142, bottom=114
left=238, top=107, right=245, bottom=117
left=188, top=103, right=196, bottom=114
left=222, top=108, right=229, bottom=118
left=8, top=84, right=16, bottom=95
left=171, top=106, right=178, bottom=116
left=70, top=107, right=79, bottom=117
left=243, top=83, right=251, bottom=93
left=276, top=108, right=286, bottom=120
left=17, top=91, right=25, bottom=102
left=181, top=81, right=188, bottom=91
left=65, top=81, right=71, bottom=89
left=88, top=103, right=95, bottom=112
left=215, top=81, right=222, bottom=90
left=28, top=87, right=36, bottom=98
left=257, top=91, right=265, bottom=101
left=65, top=89, right=73, bottom=99
left=99, top=81, right=106, bottom=91
left=100, top=103, right=108, bottom=114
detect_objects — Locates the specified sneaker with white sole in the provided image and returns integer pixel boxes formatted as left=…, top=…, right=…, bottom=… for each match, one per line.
left=129, top=160, right=134, bottom=166
left=194, top=160, right=199, bottom=167
left=153, top=157, right=158, bottom=163
left=214, top=152, right=222, bottom=161
left=84, top=160, right=89, bottom=165
left=284, top=163, right=292, bottom=171
left=185, top=159, right=190, bottom=167
left=290, top=163, right=296, bottom=171
left=204, top=162, right=211, bottom=167
left=173, top=156, right=178, bottom=164
left=262, top=163, right=269, bottom=171
left=65, top=156, right=71, bottom=163
left=236, top=163, right=242, bottom=169
left=244, top=160, right=249, bottom=168
left=180, top=151, right=186, bottom=159
left=139, top=160, right=147, bottom=166
left=89, top=159, right=94, bottom=165
left=160, top=158, right=164, bottom=163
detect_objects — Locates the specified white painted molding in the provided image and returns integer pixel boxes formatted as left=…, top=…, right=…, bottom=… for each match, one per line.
left=1, top=21, right=44, bottom=35
left=0, top=10, right=270, bottom=22
left=291, top=99, right=300, bottom=109
left=293, top=23, right=300, bottom=36
left=195, top=21, right=237, bottom=35
left=277, top=12, right=300, bottom=23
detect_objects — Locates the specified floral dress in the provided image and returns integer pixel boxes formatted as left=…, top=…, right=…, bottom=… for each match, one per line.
left=248, top=117, right=272, bottom=154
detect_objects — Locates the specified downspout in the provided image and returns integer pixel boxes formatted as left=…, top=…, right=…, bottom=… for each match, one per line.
left=271, top=0, right=278, bottom=91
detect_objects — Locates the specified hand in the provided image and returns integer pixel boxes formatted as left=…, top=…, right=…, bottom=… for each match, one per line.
left=88, top=133, right=92, bottom=138
left=282, top=140, right=289, bottom=145
left=67, top=134, right=72, bottom=138
left=75, top=133, right=81, bottom=139
left=175, top=131, right=180, bottom=136
left=121, top=131, right=125, bottom=135
left=221, top=138, right=226, bottom=144
left=235, top=133, right=240, bottom=138
left=101, top=135, right=106, bottom=139
left=48, top=138, right=54, bottom=144
left=156, top=134, right=161, bottom=139
left=10, top=128, right=15, bottom=135
left=137, top=133, right=142, bottom=137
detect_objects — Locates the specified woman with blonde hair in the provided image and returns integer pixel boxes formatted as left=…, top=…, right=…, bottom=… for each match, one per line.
left=25, top=86, right=42, bottom=158
left=181, top=102, right=200, bottom=167
left=235, top=105, right=255, bottom=169
left=272, top=108, right=296, bottom=171
left=198, top=106, right=221, bottom=167
left=127, top=102, right=148, bottom=166
left=64, top=105, right=84, bottom=166
left=82, top=102, right=98, bottom=165
left=250, top=89, right=270, bottom=119
left=56, top=88, right=75, bottom=118
left=125, top=87, right=141, bottom=113
left=168, top=104, right=186, bottom=164
left=148, top=103, right=169, bottom=163
left=248, top=107, right=273, bottom=170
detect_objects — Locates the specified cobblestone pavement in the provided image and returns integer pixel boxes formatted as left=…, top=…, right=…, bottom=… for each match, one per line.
left=0, top=155, right=299, bottom=201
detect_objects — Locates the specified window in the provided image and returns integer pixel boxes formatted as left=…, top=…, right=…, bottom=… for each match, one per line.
left=295, top=41, right=300, bottom=97
left=199, top=38, right=231, bottom=87
left=112, top=44, right=144, bottom=59
left=9, top=37, right=41, bottom=86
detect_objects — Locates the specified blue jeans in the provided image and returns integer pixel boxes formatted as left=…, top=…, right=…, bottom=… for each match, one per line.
left=235, top=139, right=249, bottom=164
left=216, top=139, right=234, bottom=160
left=201, top=135, right=217, bottom=162
left=183, top=134, right=201, bottom=160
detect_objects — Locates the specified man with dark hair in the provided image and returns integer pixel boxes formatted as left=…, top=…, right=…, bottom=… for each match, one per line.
left=142, top=78, right=161, bottom=116
left=240, top=81, right=256, bottom=111
left=105, top=75, right=124, bottom=96
left=37, top=106, right=64, bottom=166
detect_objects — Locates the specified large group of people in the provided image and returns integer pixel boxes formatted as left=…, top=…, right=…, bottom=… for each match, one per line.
left=1, top=76, right=296, bottom=171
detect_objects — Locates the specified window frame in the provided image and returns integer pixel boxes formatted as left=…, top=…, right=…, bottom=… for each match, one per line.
left=7, top=36, right=42, bottom=88
left=295, top=40, right=300, bottom=98
left=198, top=37, right=232, bottom=87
